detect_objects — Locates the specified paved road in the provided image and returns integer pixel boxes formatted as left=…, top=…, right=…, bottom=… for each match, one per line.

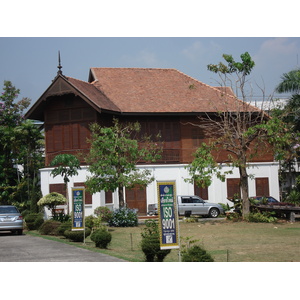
left=0, top=232, right=126, bottom=262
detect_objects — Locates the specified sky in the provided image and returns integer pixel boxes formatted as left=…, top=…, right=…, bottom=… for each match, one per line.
left=1, top=37, right=299, bottom=111
left=1, top=1, right=299, bottom=113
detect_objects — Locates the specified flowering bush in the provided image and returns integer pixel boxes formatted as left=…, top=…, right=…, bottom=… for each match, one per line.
left=94, top=206, right=113, bottom=222
left=108, top=207, right=138, bottom=227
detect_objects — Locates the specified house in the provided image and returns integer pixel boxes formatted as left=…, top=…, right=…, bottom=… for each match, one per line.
left=25, top=67, right=280, bottom=216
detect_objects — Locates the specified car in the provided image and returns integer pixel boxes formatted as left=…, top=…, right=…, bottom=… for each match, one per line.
left=147, top=203, right=158, bottom=216
left=251, top=196, right=295, bottom=207
left=177, top=195, right=224, bottom=218
left=0, top=205, right=24, bottom=235
left=250, top=196, right=279, bottom=204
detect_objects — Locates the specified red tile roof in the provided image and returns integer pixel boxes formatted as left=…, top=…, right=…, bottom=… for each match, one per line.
left=88, top=68, right=258, bottom=113
left=25, top=68, right=260, bottom=121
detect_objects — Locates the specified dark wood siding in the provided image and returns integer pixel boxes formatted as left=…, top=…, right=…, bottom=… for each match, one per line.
left=44, top=94, right=96, bottom=165
left=44, top=96, right=275, bottom=166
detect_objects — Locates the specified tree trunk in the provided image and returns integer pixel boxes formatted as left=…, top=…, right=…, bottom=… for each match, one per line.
left=118, top=185, right=125, bottom=208
left=239, top=165, right=250, bottom=217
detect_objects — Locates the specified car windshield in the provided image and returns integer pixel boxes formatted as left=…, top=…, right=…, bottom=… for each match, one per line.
left=0, top=207, right=18, bottom=214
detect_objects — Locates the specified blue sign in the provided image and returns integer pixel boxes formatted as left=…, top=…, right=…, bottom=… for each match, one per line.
left=157, top=182, right=179, bottom=250
left=72, top=187, right=85, bottom=231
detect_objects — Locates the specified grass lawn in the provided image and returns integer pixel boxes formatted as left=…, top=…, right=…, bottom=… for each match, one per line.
left=28, top=218, right=300, bottom=262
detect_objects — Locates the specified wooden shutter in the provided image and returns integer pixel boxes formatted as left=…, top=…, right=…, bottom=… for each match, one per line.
left=194, top=184, right=209, bottom=200
left=105, top=191, right=113, bottom=204
left=49, top=183, right=66, bottom=197
left=227, top=178, right=241, bottom=199
left=125, top=185, right=147, bottom=214
left=255, top=178, right=269, bottom=197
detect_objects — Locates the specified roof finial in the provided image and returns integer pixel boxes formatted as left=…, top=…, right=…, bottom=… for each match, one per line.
left=57, top=51, right=63, bottom=75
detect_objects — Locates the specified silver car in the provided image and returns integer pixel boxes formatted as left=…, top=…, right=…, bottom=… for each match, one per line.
left=177, top=195, right=224, bottom=218
left=0, top=205, right=24, bottom=235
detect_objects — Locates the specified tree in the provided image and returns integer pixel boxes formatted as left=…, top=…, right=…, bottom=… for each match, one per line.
left=275, top=69, right=300, bottom=95
left=186, top=52, right=292, bottom=217
left=50, top=154, right=81, bottom=214
left=85, top=118, right=162, bottom=207
left=14, top=119, right=44, bottom=212
left=0, top=81, right=31, bottom=206
left=275, top=69, right=300, bottom=195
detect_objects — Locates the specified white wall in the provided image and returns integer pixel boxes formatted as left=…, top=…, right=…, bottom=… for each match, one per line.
left=40, top=161, right=280, bottom=217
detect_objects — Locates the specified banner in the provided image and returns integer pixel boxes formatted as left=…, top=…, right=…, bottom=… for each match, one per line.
left=157, top=181, right=179, bottom=250
left=71, top=187, right=85, bottom=231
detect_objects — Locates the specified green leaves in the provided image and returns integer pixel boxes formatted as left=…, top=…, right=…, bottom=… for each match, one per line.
left=207, top=52, right=255, bottom=76
left=185, top=142, right=232, bottom=188
left=50, top=154, right=81, bottom=184
left=85, top=119, right=161, bottom=196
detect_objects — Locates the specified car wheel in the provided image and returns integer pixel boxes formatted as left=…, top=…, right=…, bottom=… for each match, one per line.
left=17, top=230, right=23, bottom=235
left=209, top=208, right=219, bottom=218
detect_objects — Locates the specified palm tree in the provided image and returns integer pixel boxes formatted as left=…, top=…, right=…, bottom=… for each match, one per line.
left=275, top=69, right=300, bottom=94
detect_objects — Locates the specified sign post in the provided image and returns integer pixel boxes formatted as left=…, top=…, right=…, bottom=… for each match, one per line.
left=157, top=181, right=180, bottom=254
left=71, top=187, right=85, bottom=244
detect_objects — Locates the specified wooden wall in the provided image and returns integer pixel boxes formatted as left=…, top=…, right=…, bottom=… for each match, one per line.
left=44, top=94, right=96, bottom=165
left=43, top=95, right=274, bottom=166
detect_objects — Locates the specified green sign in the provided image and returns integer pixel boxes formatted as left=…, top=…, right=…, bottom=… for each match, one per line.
left=157, top=181, right=179, bottom=250
left=72, top=187, right=85, bottom=231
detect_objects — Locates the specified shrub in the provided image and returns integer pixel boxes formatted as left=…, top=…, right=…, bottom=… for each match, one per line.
left=90, top=228, right=112, bottom=248
left=37, top=192, right=67, bottom=216
left=285, top=189, right=300, bottom=205
left=64, top=228, right=91, bottom=242
left=94, top=206, right=113, bottom=222
left=85, top=215, right=97, bottom=230
left=57, top=220, right=72, bottom=236
left=108, top=207, right=138, bottom=227
left=25, top=213, right=44, bottom=230
left=52, top=213, right=70, bottom=222
left=181, top=245, right=214, bottom=262
left=140, top=220, right=171, bottom=262
left=39, top=220, right=62, bottom=235
left=245, top=211, right=277, bottom=223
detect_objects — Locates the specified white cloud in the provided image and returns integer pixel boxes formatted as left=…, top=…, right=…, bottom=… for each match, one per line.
left=182, top=41, right=206, bottom=60
left=121, top=50, right=163, bottom=67
left=254, top=37, right=298, bottom=69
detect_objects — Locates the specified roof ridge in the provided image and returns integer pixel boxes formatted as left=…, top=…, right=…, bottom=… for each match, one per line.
left=90, top=67, right=176, bottom=70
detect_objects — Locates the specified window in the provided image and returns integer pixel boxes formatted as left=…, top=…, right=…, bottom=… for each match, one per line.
left=255, top=178, right=269, bottom=196
left=181, top=197, right=189, bottom=203
left=105, top=191, right=113, bottom=204
left=49, top=183, right=66, bottom=197
left=191, top=197, right=204, bottom=203
left=194, top=184, right=208, bottom=200
left=227, top=178, right=240, bottom=199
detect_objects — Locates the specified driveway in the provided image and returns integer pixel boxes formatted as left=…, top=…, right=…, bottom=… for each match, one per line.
left=0, top=232, right=126, bottom=262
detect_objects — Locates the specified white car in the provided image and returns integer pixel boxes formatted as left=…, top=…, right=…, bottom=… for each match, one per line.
left=0, top=205, right=24, bottom=235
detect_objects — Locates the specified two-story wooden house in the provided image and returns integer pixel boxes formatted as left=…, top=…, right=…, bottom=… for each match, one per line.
left=25, top=67, right=280, bottom=216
